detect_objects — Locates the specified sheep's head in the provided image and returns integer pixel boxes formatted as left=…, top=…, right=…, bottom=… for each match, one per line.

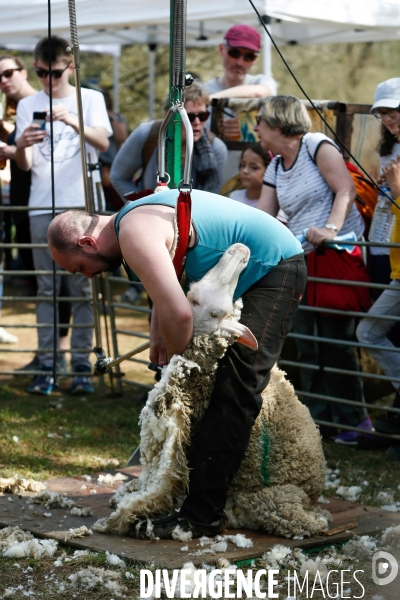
left=187, top=243, right=257, bottom=349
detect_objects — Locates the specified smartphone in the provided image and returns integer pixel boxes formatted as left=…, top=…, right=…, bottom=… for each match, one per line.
left=32, top=111, right=47, bottom=130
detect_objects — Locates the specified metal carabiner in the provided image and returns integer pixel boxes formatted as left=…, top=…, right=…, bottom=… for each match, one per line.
left=157, top=102, right=193, bottom=188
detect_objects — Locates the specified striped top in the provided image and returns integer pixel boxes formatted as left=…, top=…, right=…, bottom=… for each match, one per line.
left=263, top=132, right=365, bottom=254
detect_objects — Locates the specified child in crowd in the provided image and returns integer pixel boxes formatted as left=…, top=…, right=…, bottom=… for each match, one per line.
left=229, top=143, right=271, bottom=208
left=229, top=143, right=288, bottom=224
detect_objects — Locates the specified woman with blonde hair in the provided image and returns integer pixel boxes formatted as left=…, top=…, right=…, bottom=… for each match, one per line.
left=256, top=94, right=372, bottom=444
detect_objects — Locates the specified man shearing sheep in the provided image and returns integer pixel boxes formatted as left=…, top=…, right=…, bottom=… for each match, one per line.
left=47, top=188, right=306, bottom=539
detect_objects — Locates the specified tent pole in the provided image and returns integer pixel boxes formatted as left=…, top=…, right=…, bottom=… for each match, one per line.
left=262, top=1, right=273, bottom=83
left=112, top=50, right=120, bottom=113
left=148, top=43, right=156, bottom=120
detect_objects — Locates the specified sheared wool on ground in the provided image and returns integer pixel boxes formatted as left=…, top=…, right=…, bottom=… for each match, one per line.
left=68, top=566, right=128, bottom=596
left=0, top=475, right=46, bottom=494
left=30, top=490, right=76, bottom=509
left=69, top=506, right=93, bottom=517
left=63, top=526, right=93, bottom=541
left=0, top=526, right=58, bottom=558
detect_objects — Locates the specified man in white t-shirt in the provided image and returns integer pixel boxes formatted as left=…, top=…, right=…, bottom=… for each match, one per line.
left=205, top=25, right=276, bottom=139
left=15, top=35, right=112, bottom=396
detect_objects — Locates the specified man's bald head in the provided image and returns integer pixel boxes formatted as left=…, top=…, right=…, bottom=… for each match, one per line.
left=48, top=210, right=98, bottom=254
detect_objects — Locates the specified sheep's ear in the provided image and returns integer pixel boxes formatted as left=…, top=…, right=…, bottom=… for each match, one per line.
left=219, top=320, right=258, bottom=350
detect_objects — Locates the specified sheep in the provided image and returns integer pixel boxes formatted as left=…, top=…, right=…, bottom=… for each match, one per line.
left=93, top=244, right=328, bottom=539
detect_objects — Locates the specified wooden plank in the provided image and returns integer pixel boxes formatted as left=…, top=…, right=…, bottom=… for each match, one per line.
left=1, top=472, right=400, bottom=569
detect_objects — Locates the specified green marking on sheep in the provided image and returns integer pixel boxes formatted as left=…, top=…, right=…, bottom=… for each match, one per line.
left=261, top=423, right=270, bottom=486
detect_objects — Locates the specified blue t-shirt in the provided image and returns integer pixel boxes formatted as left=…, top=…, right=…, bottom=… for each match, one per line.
left=115, top=189, right=302, bottom=299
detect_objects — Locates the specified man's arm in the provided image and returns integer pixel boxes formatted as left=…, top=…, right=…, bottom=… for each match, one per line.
left=111, top=125, right=149, bottom=199
left=149, top=305, right=168, bottom=366
left=209, top=84, right=274, bottom=100
left=118, top=209, right=193, bottom=361
left=48, top=104, right=109, bottom=152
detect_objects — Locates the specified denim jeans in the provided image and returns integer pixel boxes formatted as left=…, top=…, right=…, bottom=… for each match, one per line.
left=357, top=279, right=400, bottom=393
left=180, top=253, right=307, bottom=523
left=294, top=292, right=367, bottom=427
left=30, top=214, right=93, bottom=369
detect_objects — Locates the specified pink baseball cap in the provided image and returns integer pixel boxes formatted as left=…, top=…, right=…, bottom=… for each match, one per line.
left=224, top=25, right=261, bottom=53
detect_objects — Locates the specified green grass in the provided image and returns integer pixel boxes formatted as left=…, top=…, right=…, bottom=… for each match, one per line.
left=0, top=376, right=144, bottom=481
left=322, top=438, right=400, bottom=507
left=0, top=548, right=143, bottom=599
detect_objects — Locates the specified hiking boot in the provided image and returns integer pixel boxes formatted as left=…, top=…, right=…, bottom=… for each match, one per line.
left=132, top=510, right=227, bottom=540
left=27, top=366, right=54, bottom=396
left=0, top=327, right=18, bottom=344
left=71, top=365, right=94, bottom=395
left=334, top=417, right=375, bottom=445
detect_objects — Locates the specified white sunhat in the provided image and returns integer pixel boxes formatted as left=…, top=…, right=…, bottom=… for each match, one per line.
left=371, top=77, right=400, bottom=113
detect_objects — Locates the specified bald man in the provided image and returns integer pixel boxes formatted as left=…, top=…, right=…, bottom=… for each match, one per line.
left=48, top=188, right=306, bottom=539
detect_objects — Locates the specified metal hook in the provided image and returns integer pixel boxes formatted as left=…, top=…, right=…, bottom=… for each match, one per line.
left=157, top=102, right=193, bottom=188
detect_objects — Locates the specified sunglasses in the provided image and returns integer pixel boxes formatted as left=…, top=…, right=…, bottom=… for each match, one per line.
left=0, top=68, right=22, bottom=83
left=373, top=109, right=399, bottom=122
left=187, top=110, right=209, bottom=123
left=35, top=63, right=71, bottom=79
left=227, top=47, right=258, bottom=62
left=255, top=115, right=264, bottom=125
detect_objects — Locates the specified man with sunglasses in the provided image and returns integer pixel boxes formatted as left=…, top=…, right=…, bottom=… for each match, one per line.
left=14, top=36, right=112, bottom=396
left=110, top=80, right=227, bottom=201
left=205, top=25, right=276, bottom=140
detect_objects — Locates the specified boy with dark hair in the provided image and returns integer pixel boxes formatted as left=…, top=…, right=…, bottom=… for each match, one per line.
left=15, top=35, right=112, bottom=395
left=33, top=35, right=71, bottom=64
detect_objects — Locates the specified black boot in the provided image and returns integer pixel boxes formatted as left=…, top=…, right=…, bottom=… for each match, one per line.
left=131, top=510, right=227, bottom=540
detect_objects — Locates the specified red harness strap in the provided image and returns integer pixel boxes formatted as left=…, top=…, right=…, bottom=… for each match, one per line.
left=173, top=189, right=192, bottom=281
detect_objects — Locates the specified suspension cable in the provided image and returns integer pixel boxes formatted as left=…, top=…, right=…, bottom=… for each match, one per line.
left=248, top=0, right=400, bottom=210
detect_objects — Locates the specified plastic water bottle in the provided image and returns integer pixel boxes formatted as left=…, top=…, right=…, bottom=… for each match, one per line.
left=369, top=185, right=395, bottom=244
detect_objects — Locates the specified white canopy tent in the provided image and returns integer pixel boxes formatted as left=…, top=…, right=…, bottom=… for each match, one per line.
left=0, top=0, right=400, bottom=46
left=1, top=0, right=400, bottom=46
left=1, top=0, right=400, bottom=112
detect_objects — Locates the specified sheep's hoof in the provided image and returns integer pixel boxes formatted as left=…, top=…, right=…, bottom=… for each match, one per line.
left=130, top=511, right=227, bottom=540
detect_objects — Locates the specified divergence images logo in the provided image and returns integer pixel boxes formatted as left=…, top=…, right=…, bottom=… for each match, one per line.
left=372, top=551, right=398, bottom=586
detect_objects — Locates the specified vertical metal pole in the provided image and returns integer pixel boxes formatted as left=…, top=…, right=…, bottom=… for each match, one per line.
left=166, top=0, right=187, bottom=189
left=148, top=44, right=156, bottom=121
left=68, top=0, right=104, bottom=392
left=262, top=5, right=273, bottom=83
left=113, top=52, right=120, bottom=114
left=148, top=25, right=157, bottom=121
